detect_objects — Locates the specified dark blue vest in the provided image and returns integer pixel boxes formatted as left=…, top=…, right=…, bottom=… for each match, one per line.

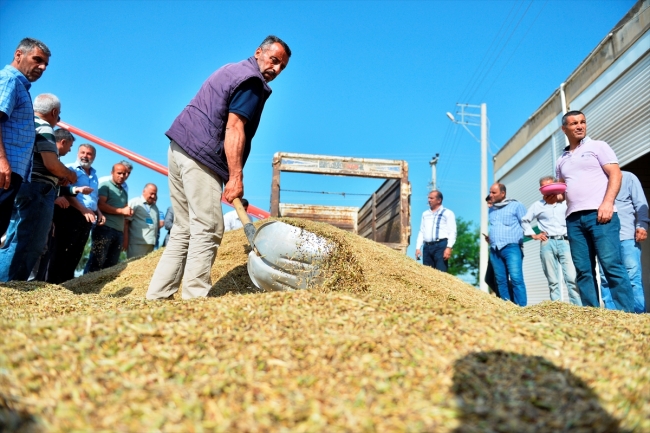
left=166, top=56, right=272, bottom=182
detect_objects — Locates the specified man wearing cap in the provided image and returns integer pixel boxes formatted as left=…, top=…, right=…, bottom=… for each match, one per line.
left=415, top=190, right=456, bottom=273
left=521, top=176, right=580, bottom=305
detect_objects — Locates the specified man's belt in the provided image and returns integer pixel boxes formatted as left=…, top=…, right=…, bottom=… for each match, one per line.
left=424, top=238, right=447, bottom=245
left=547, top=235, right=568, bottom=240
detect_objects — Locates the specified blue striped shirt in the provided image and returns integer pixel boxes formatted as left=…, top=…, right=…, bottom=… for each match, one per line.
left=488, top=200, right=526, bottom=250
left=0, top=65, right=35, bottom=180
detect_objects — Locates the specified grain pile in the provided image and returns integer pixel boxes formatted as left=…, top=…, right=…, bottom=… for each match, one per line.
left=1, top=219, right=648, bottom=432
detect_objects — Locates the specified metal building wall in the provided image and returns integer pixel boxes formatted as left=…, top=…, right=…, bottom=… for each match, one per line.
left=578, top=51, right=650, bottom=165
left=500, top=137, right=553, bottom=207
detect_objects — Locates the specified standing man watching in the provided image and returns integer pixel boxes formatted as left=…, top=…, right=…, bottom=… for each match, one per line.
left=0, top=95, right=77, bottom=281
left=599, top=171, right=648, bottom=313
left=99, top=160, right=133, bottom=194
left=0, top=38, right=50, bottom=235
left=125, top=183, right=160, bottom=258
left=555, top=111, right=634, bottom=312
left=415, top=190, right=456, bottom=272
left=86, top=163, right=131, bottom=272
left=147, top=35, right=291, bottom=300
left=47, top=143, right=105, bottom=283
left=521, top=176, right=580, bottom=305
left=487, top=183, right=528, bottom=306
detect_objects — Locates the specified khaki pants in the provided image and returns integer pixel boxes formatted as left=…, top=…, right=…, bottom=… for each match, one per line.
left=127, top=243, right=154, bottom=259
left=146, top=141, right=224, bottom=299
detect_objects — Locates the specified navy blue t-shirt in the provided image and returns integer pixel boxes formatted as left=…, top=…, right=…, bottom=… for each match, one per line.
left=229, top=78, right=263, bottom=124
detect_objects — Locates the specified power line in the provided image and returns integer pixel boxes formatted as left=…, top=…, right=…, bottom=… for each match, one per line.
left=481, top=0, right=549, bottom=101
left=466, top=0, right=534, bottom=102
left=457, top=0, right=521, bottom=103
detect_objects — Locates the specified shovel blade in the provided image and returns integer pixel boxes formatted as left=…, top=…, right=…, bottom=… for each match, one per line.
left=246, top=221, right=333, bottom=292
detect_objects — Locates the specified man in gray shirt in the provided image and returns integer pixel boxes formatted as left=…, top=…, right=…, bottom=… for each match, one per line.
left=521, top=176, right=580, bottom=305
left=600, top=171, right=648, bottom=313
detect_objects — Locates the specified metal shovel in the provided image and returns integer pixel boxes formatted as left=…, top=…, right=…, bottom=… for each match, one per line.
left=232, top=198, right=334, bottom=292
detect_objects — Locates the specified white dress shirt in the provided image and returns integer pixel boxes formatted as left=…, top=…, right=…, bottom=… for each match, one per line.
left=223, top=209, right=243, bottom=232
left=416, top=205, right=457, bottom=249
left=521, top=200, right=568, bottom=237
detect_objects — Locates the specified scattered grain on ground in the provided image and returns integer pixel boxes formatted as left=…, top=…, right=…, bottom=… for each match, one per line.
left=1, top=219, right=648, bottom=432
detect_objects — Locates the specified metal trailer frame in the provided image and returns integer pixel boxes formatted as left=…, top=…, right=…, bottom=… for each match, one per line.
left=270, top=152, right=411, bottom=253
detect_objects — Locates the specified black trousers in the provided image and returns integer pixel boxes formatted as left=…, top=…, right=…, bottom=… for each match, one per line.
left=422, top=239, right=448, bottom=272
left=47, top=206, right=93, bottom=284
left=0, top=173, right=23, bottom=237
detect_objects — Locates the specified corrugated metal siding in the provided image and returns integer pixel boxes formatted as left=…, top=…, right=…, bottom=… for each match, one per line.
left=499, top=137, right=554, bottom=209
left=523, top=239, right=577, bottom=305
left=498, top=141, right=555, bottom=306
left=581, top=51, right=650, bottom=165
left=553, top=128, right=567, bottom=169
left=522, top=241, right=550, bottom=305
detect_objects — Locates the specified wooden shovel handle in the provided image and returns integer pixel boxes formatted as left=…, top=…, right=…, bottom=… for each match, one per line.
left=232, top=197, right=260, bottom=255
left=233, top=198, right=252, bottom=225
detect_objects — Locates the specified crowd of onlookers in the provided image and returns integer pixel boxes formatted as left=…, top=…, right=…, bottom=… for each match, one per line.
left=416, top=110, right=648, bottom=314
left=0, top=37, right=258, bottom=286
left=0, top=37, right=173, bottom=284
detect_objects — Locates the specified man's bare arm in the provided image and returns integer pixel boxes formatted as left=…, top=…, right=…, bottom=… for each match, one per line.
left=98, top=195, right=132, bottom=216
left=599, top=164, right=622, bottom=223
left=67, top=195, right=97, bottom=223
left=222, top=112, right=247, bottom=203
left=41, top=152, right=77, bottom=183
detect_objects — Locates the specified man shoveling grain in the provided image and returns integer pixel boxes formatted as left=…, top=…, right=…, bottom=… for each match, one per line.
left=147, top=36, right=291, bottom=300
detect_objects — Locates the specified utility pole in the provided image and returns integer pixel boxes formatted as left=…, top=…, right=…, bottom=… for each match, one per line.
left=479, top=103, right=488, bottom=294
left=446, top=103, right=489, bottom=293
left=428, top=153, right=439, bottom=191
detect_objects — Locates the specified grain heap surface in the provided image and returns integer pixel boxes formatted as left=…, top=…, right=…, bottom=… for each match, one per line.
left=1, top=219, right=649, bottom=432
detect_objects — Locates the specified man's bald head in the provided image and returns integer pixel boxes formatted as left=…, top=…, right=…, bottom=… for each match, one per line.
left=111, top=163, right=129, bottom=185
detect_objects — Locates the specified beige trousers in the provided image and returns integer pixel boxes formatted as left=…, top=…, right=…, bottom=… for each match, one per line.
left=146, top=141, right=224, bottom=299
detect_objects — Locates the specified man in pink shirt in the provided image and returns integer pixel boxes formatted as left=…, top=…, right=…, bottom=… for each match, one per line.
left=554, top=111, right=634, bottom=312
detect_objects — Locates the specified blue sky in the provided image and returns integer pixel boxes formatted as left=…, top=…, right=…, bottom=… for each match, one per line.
left=0, top=0, right=635, bottom=258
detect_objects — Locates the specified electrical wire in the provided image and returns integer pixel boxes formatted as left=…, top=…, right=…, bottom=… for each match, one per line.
left=466, top=0, right=534, bottom=102
left=457, top=0, right=521, bottom=103
left=480, top=0, right=549, bottom=100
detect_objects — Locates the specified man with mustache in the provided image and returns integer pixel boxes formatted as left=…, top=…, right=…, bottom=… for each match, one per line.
left=47, top=143, right=106, bottom=283
left=147, top=35, right=291, bottom=300
left=0, top=38, right=51, bottom=236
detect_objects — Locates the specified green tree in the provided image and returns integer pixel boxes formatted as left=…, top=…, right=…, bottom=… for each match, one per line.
left=448, top=217, right=480, bottom=286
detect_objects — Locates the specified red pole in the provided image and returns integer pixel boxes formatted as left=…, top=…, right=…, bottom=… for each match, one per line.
left=57, top=121, right=270, bottom=219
